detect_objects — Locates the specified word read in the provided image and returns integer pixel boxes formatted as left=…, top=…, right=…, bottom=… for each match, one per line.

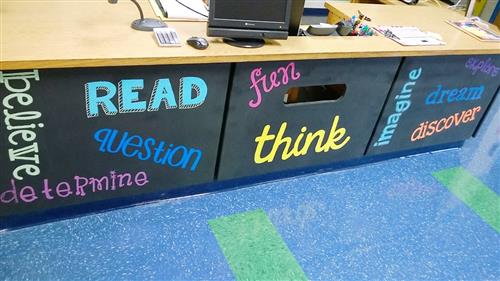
left=85, top=77, right=207, bottom=118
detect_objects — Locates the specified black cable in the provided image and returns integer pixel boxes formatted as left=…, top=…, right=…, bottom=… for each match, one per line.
left=175, top=0, right=208, bottom=18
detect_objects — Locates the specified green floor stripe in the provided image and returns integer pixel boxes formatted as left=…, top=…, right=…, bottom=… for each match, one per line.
left=208, top=209, right=308, bottom=281
left=432, top=166, right=500, bottom=232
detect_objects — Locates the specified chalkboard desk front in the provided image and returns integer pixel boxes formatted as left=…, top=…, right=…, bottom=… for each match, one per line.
left=0, top=1, right=498, bottom=229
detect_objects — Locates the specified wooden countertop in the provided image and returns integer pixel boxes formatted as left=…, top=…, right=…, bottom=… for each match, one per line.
left=325, top=2, right=499, bottom=51
left=0, top=0, right=499, bottom=70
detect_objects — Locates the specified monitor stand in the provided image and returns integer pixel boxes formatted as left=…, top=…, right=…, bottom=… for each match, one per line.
left=223, top=38, right=265, bottom=48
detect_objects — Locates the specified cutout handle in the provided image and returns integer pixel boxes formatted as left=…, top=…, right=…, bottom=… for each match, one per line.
left=284, top=84, right=347, bottom=105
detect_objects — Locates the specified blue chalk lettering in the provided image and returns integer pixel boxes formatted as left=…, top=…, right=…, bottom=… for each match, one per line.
left=179, top=77, right=207, bottom=109
left=148, top=79, right=177, bottom=111
left=93, top=128, right=202, bottom=172
left=119, top=79, right=146, bottom=113
left=122, top=135, right=143, bottom=158
left=94, top=128, right=114, bottom=152
left=85, top=81, right=118, bottom=118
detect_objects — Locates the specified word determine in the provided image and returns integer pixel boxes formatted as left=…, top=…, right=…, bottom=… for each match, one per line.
left=1, top=170, right=148, bottom=204
left=373, top=67, right=422, bottom=147
left=254, top=116, right=350, bottom=163
left=249, top=62, right=301, bottom=109
left=1, top=70, right=44, bottom=180
left=411, top=106, right=481, bottom=141
left=85, top=77, right=207, bottom=118
left=94, top=128, right=202, bottom=172
left=425, top=84, right=484, bottom=105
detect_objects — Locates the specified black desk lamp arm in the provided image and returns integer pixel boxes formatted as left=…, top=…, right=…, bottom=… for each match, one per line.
left=130, top=0, right=145, bottom=21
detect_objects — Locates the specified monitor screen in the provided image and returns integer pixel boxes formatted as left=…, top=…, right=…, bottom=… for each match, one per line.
left=212, top=0, right=288, bottom=23
left=207, top=0, right=294, bottom=48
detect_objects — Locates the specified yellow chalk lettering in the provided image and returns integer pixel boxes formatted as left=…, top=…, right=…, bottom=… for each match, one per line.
left=254, top=124, right=276, bottom=164
left=253, top=116, right=351, bottom=164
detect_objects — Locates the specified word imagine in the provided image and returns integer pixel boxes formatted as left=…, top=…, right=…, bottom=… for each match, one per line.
left=94, top=128, right=202, bottom=171
left=465, top=57, right=499, bottom=77
left=411, top=106, right=481, bottom=141
left=425, top=84, right=484, bottom=105
left=254, top=116, right=350, bottom=163
left=1, top=70, right=44, bottom=180
left=373, top=67, right=422, bottom=147
left=249, top=62, right=301, bottom=108
left=85, top=77, right=207, bottom=118
left=0, top=170, right=148, bottom=204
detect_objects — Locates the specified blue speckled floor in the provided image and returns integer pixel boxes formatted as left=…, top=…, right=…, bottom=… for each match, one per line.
left=1, top=97, right=499, bottom=280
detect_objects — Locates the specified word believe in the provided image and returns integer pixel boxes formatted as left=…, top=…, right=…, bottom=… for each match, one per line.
left=94, top=128, right=202, bottom=172
left=254, top=116, right=350, bottom=163
left=425, top=84, right=484, bottom=105
left=249, top=62, right=301, bottom=109
left=0, top=170, right=148, bottom=204
left=1, top=70, right=44, bottom=180
left=85, top=77, right=207, bottom=118
left=373, top=67, right=422, bottom=147
left=411, top=106, right=481, bottom=141
left=465, top=57, right=499, bottom=77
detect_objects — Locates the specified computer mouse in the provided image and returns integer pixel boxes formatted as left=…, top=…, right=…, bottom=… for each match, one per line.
left=186, top=37, right=209, bottom=50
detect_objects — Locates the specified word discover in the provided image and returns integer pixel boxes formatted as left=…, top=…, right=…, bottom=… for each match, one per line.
left=411, top=106, right=481, bottom=141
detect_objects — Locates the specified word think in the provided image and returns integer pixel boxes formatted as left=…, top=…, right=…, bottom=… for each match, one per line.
left=254, top=116, right=350, bottom=163
left=0, top=170, right=148, bottom=204
left=425, top=84, right=484, bottom=105
left=1, top=70, right=44, bottom=180
left=465, top=57, right=498, bottom=77
left=249, top=62, right=301, bottom=108
left=85, top=77, right=207, bottom=118
left=94, top=128, right=202, bottom=172
left=373, top=67, right=422, bottom=147
left=411, top=106, right=481, bottom=141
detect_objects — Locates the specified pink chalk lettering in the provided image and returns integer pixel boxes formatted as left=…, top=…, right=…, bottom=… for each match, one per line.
left=249, top=62, right=301, bottom=108
left=1, top=179, right=19, bottom=203
left=1, top=170, right=150, bottom=205
left=0, top=179, right=38, bottom=203
left=19, top=185, right=37, bottom=202
left=56, top=182, right=72, bottom=198
left=74, top=176, right=89, bottom=196
left=42, top=179, right=54, bottom=200
left=135, top=171, right=149, bottom=186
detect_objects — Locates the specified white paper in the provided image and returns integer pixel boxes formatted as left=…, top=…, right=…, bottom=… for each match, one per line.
left=158, top=0, right=208, bottom=20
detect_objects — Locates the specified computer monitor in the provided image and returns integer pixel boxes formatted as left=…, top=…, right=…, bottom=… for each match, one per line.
left=207, top=0, right=293, bottom=48
left=289, top=0, right=305, bottom=36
